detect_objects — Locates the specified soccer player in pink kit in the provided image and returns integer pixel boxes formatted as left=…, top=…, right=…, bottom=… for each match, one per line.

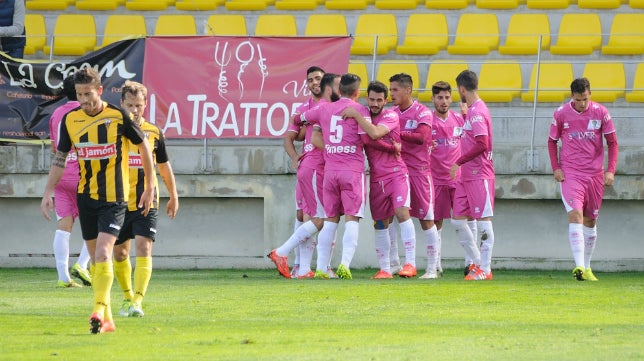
left=342, top=80, right=414, bottom=279
left=449, top=70, right=496, bottom=281
left=295, top=73, right=370, bottom=280
left=390, top=73, right=440, bottom=278
left=428, top=81, right=475, bottom=279
left=548, top=77, right=618, bottom=281
left=49, top=75, right=92, bottom=288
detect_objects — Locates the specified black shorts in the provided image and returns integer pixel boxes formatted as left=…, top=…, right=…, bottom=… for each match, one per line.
left=115, top=208, right=158, bottom=245
left=77, top=194, right=127, bottom=240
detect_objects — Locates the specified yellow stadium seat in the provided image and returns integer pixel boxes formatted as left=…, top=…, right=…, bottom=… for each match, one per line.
left=125, top=0, right=168, bottom=10
left=498, top=14, right=550, bottom=55
left=154, top=15, right=196, bottom=36
left=550, top=14, right=602, bottom=55
left=521, top=63, right=573, bottom=103
left=577, top=0, right=621, bottom=8
left=225, top=0, right=268, bottom=10
left=348, top=62, right=370, bottom=97
left=175, top=0, right=219, bottom=10
left=43, top=14, right=96, bottom=56
left=375, top=0, right=418, bottom=9
left=625, top=63, right=644, bottom=102
left=447, top=14, right=499, bottom=55
left=325, top=0, right=368, bottom=9
left=206, top=15, right=247, bottom=36
left=76, top=0, right=120, bottom=10
left=26, top=0, right=70, bottom=10
left=275, top=0, right=318, bottom=9
left=376, top=62, right=420, bottom=98
left=24, top=14, right=47, bottom=55
left=255, top=15, right=297, bottom=36
left=418, top=61, right=468, bottom=102
left=305, top=14, right=348, bottom=36
left=478, top=61, right=523, bottom=102
left=351, top=14, right=398, bottom=55
left=97, top=15, right=146, bottom=50
left=602, top=14, right=644, bottom=55
left=631, top=0, right=644, bottom=8
left=397, top=14, right=448, bottom=55
left=582, top=63, right=625, bottom=102
left=425, top=0, right=468, bottom=9
left=476, top=0, right=518, bottom=9
left=526, top=0, right=569, bottom=8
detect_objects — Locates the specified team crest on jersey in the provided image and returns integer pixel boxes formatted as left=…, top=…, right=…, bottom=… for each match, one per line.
left=563, top=122, right=569, bottom=129
left=453, top=127, right=463, bottom=137
left=404, top=119, right=419, bottom=130
left=587, top=119, right=601, bottom=130
left=76, top=143, right=116, bottom=159
left=103, top=118, right=112, bottom=130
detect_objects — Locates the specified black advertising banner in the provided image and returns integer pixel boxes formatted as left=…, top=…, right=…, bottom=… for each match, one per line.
left=0, top=38, right=145, bottom=142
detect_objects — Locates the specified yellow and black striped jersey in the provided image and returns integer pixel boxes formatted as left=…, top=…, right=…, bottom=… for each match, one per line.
left=126, top=119, right=169, bottom=211
left=58, top=101, right=146, bottom=203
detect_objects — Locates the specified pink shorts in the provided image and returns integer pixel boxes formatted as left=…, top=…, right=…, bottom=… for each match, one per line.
left=560, top=173, right=604, bottom=219
left=295, top=166, right=325, bottom=218
left=408, top=174, right=434, bottom=220
left=433, top=183, right=456, bottom=221
left=369, top=173, right=411, bottom=221
left=54, top=179, right=79, bottom=220
left=323, top=169, right=366, bottom=218
left=453, top=178, right=495, bottom=219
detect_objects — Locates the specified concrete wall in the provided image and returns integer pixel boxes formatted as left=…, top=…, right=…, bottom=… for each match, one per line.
left=1, top=105, right=643, bottom=271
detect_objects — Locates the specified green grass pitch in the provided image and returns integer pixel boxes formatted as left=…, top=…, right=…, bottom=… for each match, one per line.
left=0, top=268, right=642, bottom=360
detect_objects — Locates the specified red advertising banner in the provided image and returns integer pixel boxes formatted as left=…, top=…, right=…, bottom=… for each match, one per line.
left=142, top=36, right=352, bottom=139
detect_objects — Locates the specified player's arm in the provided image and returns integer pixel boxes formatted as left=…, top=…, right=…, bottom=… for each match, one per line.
left=400, top=123, right=430, bottom=145
left=283, top=130, right=302, bottom=171
left=41, top=150, right=68, bottom=221
left=136, top=140, right=156, bottom=216
left=361, top=134, right=400, bottom=156
left=604, top=132, right=618, bottom=186
left=157, top=161, right=179, bottom=219
left=547, top=137, right=564, bottom=182
left=341, top=107, right=386, bottom=140
left=311, top=127, right=324, bottom=150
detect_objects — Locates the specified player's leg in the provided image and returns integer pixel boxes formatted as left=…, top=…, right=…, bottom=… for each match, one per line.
left=560, top=178, right=587, bottom=281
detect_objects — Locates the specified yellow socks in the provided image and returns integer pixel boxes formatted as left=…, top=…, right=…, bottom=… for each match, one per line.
left=92, top=261, right=113, bottom=316
left=133, top=257, right=152, bottom=304
left=113, top=257, right=134, bottom=301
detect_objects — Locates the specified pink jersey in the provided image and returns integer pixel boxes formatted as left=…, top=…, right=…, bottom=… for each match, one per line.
left=395, top=101, right=433, bottom=175
left=549, top=100, right=616, bottom=177
left=287, top=98, right=325, bottom=171
left=49, top=101, right=80, bottom=182
left=431, top=110, right=464, bottom=185
left=364, top=107, right=407, bottom=182
left=460, top=99, right=494, bottom=181
left=301, top=97, right=370, bottom=172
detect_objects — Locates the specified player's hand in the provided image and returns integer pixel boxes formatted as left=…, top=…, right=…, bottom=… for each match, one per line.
left=604, top=172, right=614, bottom=186
left=290, top=153, right=302, bottom=171
left=340, top=107, right=360, bottom=119
left=393, top=141, right=402, bottom=157
left=40, top=194, right=54, bottom=221
left=166, top=197, right=179, bottom=220
left=138, top=187, right=155, bottom=217
left=449, top=164, right=460, bottom=180
left=553, top=169, right=565, bottom=182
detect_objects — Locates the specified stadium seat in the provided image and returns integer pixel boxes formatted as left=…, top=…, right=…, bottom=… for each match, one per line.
left=225, top=0, right=268, bottom=10
left=602, top=14, right=644, bottom=55
left=175, top=0, right=219, bottom=10
left=498, top=14, right=550, bottom=55
left=418, top=61, right=469, bottom=102
left=97, top=15, right=146, bottom=50
left=325, top=0, right=368, bottom=9
left=582, top=62, right=625, bottom=102
left=76, top=0, right=121, bottom=10
left=254, top=15, right=297, bottom=36
left=478, top=61, right=523, bottom=102
left=425, top=0, right=468, bottom=9
left=348, top=62, right=371, bottom=96
left=24, top=14, right=47, bottom=55
left=125, top=0, right=169, bottom=10
left=26, top=0, right=70, bottom=10
left=305, top=14, right=348, bottom=36
left=154, top=15, right=197, bottom=36
left=376, top=62, right=420, bottom=98
left=447, top=14, right=499, bottom=55
left=521, top=63, right=573, bottom=103
left=631, top=0, right=644, bottom=8
left=43, top=14, right=96, bottom=56
left=550, top=14, right=602, bottom=55
left=625, top=63, right=644, bottom=102
left=475, top=0, right=519, bottom=9
left=275, top=0, right=318, bottom=9
left=577, top=0, right=621, bottom=8
left=375, top=0, right=418, bottom=9
left=526, top=0, right=569, bottom=8
left=351, top=14, right=398, bottom=55
left=396, top=13, right=448, bottom=55
left=206, top=15, right=247, bottom=35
